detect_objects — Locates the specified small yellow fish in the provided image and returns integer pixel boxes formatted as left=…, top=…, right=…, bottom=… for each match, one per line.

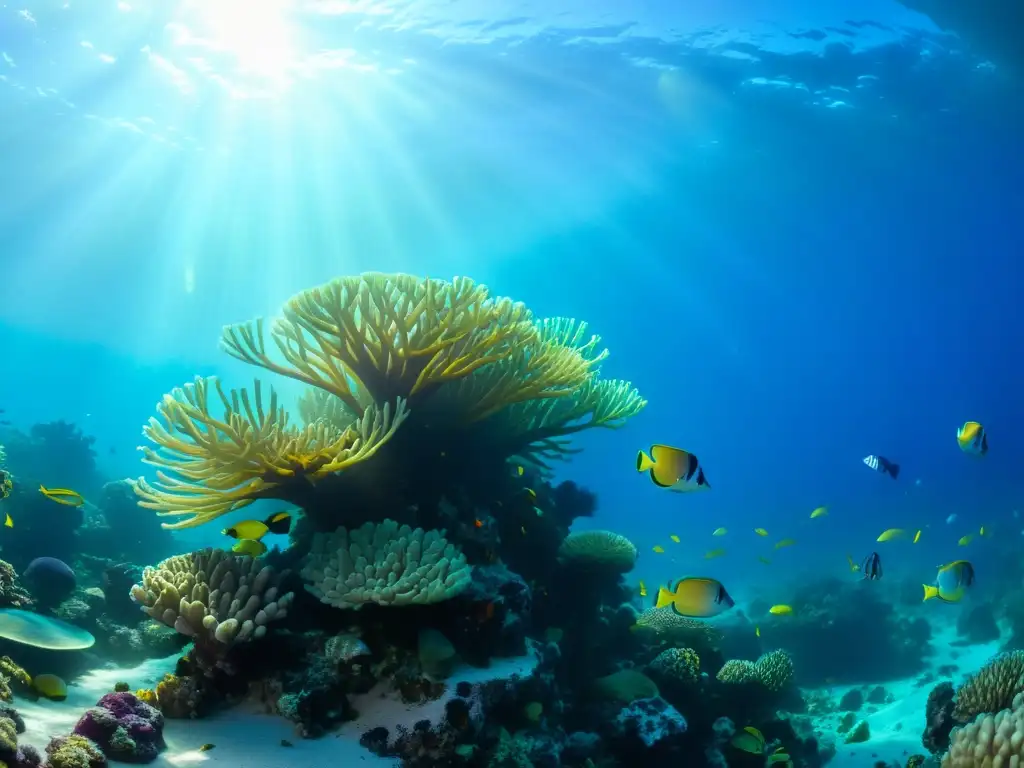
left=231, top=539, right=267, bottom=557
left=769, top=604, right=793, bottom=615
left=514, top=465, right=525, bottom=476
left=3, top=513, right=11, bottom=529
left=810, top=506, right=828, bottom=519
left=957, top=421, right=988, bottom=456
left=755, top=625, right=760, bottom=637
left=38, top=485, right=84, bottom=507
left=655, top=577, right=734, bottom=618
left=704, top=548, right=726, bottom=559
left=525, top=488, right=537, bottom=501
left=669, top=534, right=680, bottom=543
left=32, top=673, right=67, bottom=701
left=913, top=529, right=922, bottom=544
left=876, top=528, right=906, bottom=542
left=758, top=556, right=771, bottom=565
left=639, top=581, right=647, bottom=598
left=199, top=743, right=216, bottom=752
left=774, top=538, right=796, bottom=549
left=223, top=510, right=292, bottom=541
left=846, top=554, right=860, bottom=572
left=754, top=528, right=768, bottom=537
left=731, top=726, right=766, bottom=755
left=979, top=525, right=986, bottom=536
left=958, top=534, right=973, bottom=546
left=533, top=506, right=544, bottom=517
left=712, top=527, right=727, bottom=536
left=652, top=545, right=665, bottom=554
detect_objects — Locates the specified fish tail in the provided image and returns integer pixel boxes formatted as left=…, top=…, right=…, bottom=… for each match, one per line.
left=922, top=584, right=938, bottom=601
left=654, top=587, right=673, bottom=610
left=636, top=450, right=654, bottom=473
left=888, top=463, right=900, bottom=479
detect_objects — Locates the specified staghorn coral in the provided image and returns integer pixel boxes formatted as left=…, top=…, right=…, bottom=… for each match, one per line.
left=943, top=692, right=1024, bottom=767
left=649, top=647, right=701, bottom=684
left=129, top=549, right=292, bottom=664
left=133, top=376, right=407, bottom=529
left=302, top=519, right=471, bottom=609
left=953, top=651, right=1024, bottom=722
left=557, top=530, right=637, bottom=572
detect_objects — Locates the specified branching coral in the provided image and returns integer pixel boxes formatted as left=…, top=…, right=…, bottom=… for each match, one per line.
left=130, top=548, right=292, bottom=662
left=133, top=376, right=407, bottom=529
left=301, top=519, right=471, bottom=609
left=953, top=651, right=1024, bottom=722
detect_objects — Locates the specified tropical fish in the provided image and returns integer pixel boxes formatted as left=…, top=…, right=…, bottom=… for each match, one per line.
left=846, top=554, right=860, bottom=572
left=38, top=486, right=84, bottom=507
left=980, top=525, right=987, bottom=536
left=3, top=513, right=11, bottom=529
left=861, top=552, right=882, bottom=580
left=199, top=744, right=216, bottom=752
left=774, top=538, right=796, bottom=549
left=652, top=545, right=665, bottom=554
left=913, top=529, right=922, bottom=544
left=863, top=454, right=900, bottom=479
left=731, top=726, right=766, bottom=754
left=810, top=506, right=828, bottom=519
left=957, top=421, right=988, bottom=456
left=755, top=625, right=760, bottom=637
left=655, top=577, right=734, bottom=618
left=639, top=581, right=647, bottom=598
left=670, top=534, right=680, bottom=543
left=231, top=539, right=268, bottom=557
left=712, top=527, right=728, bottom=536
left=636, top=444, right=710, bottom=493
left=754, top=528, right=768, bottom=537
left=769, top=604, right=793, bottom=615
left=876, top=528, right=906, bottom=542
left=223, top=511, right=292, bottom=541
left=32, top=673, right=67, bottom=701
left=958, top=534, right=973, bottom=546
left=262, top=511, right=292, bottom=534
left=923, top=560, right=975, bottom=603
left=704, top=548, right=726, bottom=559
left=947, top=514, right=958, bottom=525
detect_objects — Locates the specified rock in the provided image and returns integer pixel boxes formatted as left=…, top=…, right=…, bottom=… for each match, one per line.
left=839, top=688, right=864, bottom=711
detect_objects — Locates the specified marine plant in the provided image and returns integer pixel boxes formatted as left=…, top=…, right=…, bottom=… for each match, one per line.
left=133, top=273, right=646, bottom=529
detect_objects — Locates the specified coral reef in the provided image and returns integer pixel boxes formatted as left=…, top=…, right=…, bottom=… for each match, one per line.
left=73, top=692, right=164, bottom=763
left=44, top=734, right=106, bottom=768
left=943, top=691, right=1024, bottom=766
left=557, top=530, right=637, bottom=572
left=953, top=651, right=1024, bottom=722
left=924, top=681, right=956, bottom=755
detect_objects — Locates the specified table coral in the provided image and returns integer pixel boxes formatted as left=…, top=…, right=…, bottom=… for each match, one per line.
left=73, top=692, right=164, bottom=763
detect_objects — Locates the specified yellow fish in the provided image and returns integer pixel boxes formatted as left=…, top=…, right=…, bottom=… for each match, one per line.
left=876, top=528, right=906, bottom=542
left=774, top=538, right=796, bottom=549
left=979, top=525, right=987, bottom=536
left=639, top=581, right=647, bottom=598
left=956, top=421, right=988, bottom=456
left=655, top=577, right=734, bottom=618
left=810, top=506, right=828, bottom=519
left=731, top=726, right=766, bottom=754
left=38, top=486, right=84, bottom=507
left=525, top=488, right=537, bottom=501
left=758, top=556, right=771, bottom=565
left=913, top=529, right=922, bottom=544
left=636, top=444, right=710, bottom=493
left=704, top=548, right=726, bottom=559
left=199, top=744, right=216, bottom=752
left=754, top=528, right=768, bottom=537
left=669, top=534, right=680, bottom=543
left=923, top=560, right=975, bottom=603
left=958, top=534, right=973, bottom=546
left=846, top=554, right=860, bottom=572
left=712, top=527, right=727, bottom=536
left=3, top=513, right=11, bottom=529
left=223, top=511, right=292, bottom=540
left=755, top=625, right=760, bottom=637
left=769, top=604, right=793, bottom=615
left=652, top=545, right=665, bottom=554
left=231, top=539, right=267, bottom=557
left=32, top=673, right=67, bottom=701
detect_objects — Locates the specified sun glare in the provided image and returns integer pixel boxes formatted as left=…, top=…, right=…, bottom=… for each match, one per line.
left=184, top=0, right=297, bottom=79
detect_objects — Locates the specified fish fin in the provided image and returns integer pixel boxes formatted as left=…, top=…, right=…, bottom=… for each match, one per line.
left=888, top=463, right=900, bottom=479
left=923, top=584, right=938, bottom=601
left=636, top=450, right=654, bottom=473
left=654, top=587, right=674, bottom=610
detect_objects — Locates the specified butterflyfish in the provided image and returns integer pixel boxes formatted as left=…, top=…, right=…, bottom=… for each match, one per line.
left=38, top=486, right=84, bottom=507
left=655, top=577, right=734, bottom=618
left=639, top=581, right=647, bottom=598
left=652, top=545, right=665, bottom=554
left=863, top=455, right=900, bottom=479
left=876, top=528, right=906, bottom=542
left=861, top=552, right=882, bottom=580
left=957, top=421, right=988, bottom=456
left=712, top=527, right=727, bottom=536
left=923, top=560, right=975, bottom=603
left=231, top=539, right=267, bottom=557
left=731, top=726, right=766, bottom=754
left=669, top=534, right=680, bottom=543
left=223, top=510, right=292, bottom=541
left=769, top=604, right=793, bottom=615
left=263, top=511, right=292, bottom=534
left=810, top=506, right=828, bottom=519
left=846, top=554, right=859, bottom=572
left=636, top=444, right=710, bottom=493
left=913, top=529, right=922, bottom=544
left=958, top=534, right=973, bottom=546
left=32, top=673, right=67, bottom=701
left=754, top=528, right=769, bottom=537
left=774, top=538, right=796, bottom=549
left=704, top=548, right=726, bottom=559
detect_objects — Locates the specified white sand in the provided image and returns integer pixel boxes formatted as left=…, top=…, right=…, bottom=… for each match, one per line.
left=810, top=622, right=1002, bottom=767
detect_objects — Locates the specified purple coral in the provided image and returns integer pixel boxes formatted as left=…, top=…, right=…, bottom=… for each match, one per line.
left=73, top=692, right=164, bottom=763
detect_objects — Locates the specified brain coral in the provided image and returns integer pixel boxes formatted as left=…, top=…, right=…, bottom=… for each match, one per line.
left=943, top=692, right=1024, bottom=767
left=557, top=530, right=637, bottom=572
left=301, top=519, right=472, bottom=609
left=954, top=651, right=1024, bottom=722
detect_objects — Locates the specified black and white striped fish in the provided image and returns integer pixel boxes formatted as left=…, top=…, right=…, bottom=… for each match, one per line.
left=863, top=454, right=900, bottom=479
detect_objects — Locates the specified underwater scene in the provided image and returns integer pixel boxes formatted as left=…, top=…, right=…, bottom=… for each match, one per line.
left=1, top=0, right=1023, bottom=767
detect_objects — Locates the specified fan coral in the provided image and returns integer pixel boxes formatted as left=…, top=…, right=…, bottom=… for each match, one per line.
left=73, top=692, right=164, bottom=763
left=133, top=377, right=407, bottom=529
left=301, top=519, right=471, bottom=609
left=953, top=651, right=1024, bottom=722
left=557, top=530, right=637, bottom=572
left=130, top=549, right=292, bottom=662
left=944, top=692, right=1024, bottom=766
left=649, top=647, right=701, bottom=684
left=717, top=659, right=758, bottom=684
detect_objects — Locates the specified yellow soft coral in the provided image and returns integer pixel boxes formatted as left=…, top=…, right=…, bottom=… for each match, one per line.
left=133, top=376, right=407, bottom=528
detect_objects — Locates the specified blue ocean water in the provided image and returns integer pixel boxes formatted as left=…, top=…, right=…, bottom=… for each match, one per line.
left=0, top=0, right=1022, bottom=610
